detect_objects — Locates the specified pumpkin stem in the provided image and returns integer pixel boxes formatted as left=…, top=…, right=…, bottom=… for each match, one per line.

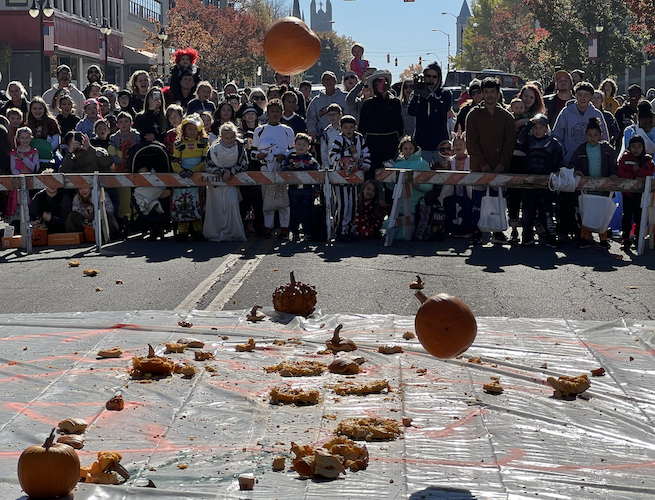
left=249, top=305, right=261, bottom=315
left=147, top=344, right=155, bottom=358
left=289, top=271, right=296, bottom=285
left=415, top=291, right=428, bottom=304
left=43, top=427, right=56, bottom=450
left=416, top=275, right=423, bottom=285
left=331, top=324, right=343, bottom=344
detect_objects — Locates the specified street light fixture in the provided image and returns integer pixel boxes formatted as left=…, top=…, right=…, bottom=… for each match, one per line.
left=432, top=29, right=451, bottom=72
left=157, top=27, right=168, bottom=80
left=28, top=0, right=54, bottom=95
left=442, top=11, right=457, bottom=18
left=100, top=18, right=112, bottom=81
left=596, top=17, right=604, bottom=86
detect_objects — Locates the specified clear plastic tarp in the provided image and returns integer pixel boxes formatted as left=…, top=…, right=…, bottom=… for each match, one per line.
left=1, top=309, right=655, bottom=499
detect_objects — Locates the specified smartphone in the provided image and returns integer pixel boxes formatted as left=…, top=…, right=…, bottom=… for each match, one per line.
left=152, top=91, right=162, bottom=101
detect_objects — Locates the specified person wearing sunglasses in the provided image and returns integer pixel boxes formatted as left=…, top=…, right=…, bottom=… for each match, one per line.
left=408, top=62, right=452, bottom=167
left=83, top=65, right=105, bottom=98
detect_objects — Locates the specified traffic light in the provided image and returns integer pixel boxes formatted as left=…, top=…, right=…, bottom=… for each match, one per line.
left=387, top=53, right=390, bottom=63
left=395, top=57, right=398, bottom=67
left=419, top=56, right=422, bottom=65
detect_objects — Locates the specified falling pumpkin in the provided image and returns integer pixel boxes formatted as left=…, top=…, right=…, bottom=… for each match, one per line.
left=263, top=17, right=322, bottom=75
left=272, top=271, right=317, bottom=316
left=17, top=427, right=80, bottom=499
left=414, top=292, right=477, bottom=359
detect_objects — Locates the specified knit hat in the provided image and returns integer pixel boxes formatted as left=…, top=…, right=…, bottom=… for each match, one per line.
left=236, top=102, right=263, bottom=119
left=629, top=135, right=645, bottom=148
left=117, top=90, right=131, bottom=101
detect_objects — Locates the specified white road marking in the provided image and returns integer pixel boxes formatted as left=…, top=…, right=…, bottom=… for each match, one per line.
left=175, top=253, right=243, bottom=310
left=205, top=254, right=265, bottom=311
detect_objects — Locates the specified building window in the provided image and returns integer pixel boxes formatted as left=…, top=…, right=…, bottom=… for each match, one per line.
left=129, top=0, right=161, bottom=22
left=6, top=1, right=29, bottom=6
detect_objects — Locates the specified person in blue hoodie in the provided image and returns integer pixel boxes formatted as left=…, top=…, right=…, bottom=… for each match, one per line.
left=408, top=62, right=452, bottom=167
left=383, top=135, right=432, bottom=240
left=518, top=114, right=563, bottom=247
left=552, top=81, right=609, bottom=241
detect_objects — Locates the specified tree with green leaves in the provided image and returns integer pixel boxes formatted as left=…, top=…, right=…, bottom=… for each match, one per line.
left=453, top=0, right=646, bottom=85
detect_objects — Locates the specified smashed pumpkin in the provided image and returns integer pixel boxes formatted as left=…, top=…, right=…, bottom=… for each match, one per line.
left=272, top=271, right=317, bottom=316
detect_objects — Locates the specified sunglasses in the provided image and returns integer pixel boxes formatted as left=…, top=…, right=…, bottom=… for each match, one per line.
left=252, top=96, right=265, bottom=101
left=425, top=74, right=439, bottom=79
left=345, top=75, right=357, bottom=80
left=89, top=70, right=100, bottom=74
left=471, top=90, right=482, bottom=95
left=438, top=147, right=453, bottom=152
left=404, top=85, right=413, bottom=89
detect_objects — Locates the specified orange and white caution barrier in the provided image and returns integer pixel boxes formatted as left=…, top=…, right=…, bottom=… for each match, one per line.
left=377, top=168, right=654, bottom=252
left=1, top=170, right=364, bottom=253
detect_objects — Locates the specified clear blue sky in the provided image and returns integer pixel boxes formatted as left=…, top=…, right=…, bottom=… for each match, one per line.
left=295, top=0, right=464, bottom=82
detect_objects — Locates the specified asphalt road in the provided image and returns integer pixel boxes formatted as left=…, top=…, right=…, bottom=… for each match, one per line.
left=2, top=230, right=654, bottom=321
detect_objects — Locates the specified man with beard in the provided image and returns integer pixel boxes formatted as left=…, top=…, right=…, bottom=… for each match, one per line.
left=83, top=65, right=106, bottom=98
left=42, top=65, right=85, bottom=117
left=408, top=62, right=451, bottom=166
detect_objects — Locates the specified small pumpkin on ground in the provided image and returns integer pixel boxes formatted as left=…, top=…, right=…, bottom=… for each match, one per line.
left=17, top=427, right=80, bottom=499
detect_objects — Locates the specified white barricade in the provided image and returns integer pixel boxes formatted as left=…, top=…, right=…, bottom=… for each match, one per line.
left=0, top=170, right=364, bottom=253
left=377, top=169, right=654, bottom=253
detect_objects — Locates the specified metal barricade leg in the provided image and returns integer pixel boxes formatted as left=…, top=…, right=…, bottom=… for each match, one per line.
left=324, top=172, right=333, bottom=242
left=19, top=175, right=32, bottom=253
left=637, top=176, right=652, bottom=256
left=384, top=171, right=406, bottom=247
left=92, top=172, right=102, bottom=251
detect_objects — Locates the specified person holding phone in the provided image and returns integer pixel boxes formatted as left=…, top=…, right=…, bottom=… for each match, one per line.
left=133, top=88, right=166, bottom=143
left=59, top=131, right=113, bottom=173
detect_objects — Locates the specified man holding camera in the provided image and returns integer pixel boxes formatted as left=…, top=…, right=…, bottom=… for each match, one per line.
left=408, top=62, right=452, bottom=166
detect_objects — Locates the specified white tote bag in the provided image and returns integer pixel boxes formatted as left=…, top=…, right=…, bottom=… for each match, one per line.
left=548, top=167, right=580, bottom=192
left=578, top=192, right=617, bottom=233
left=478, top=188, right=508, bottom=232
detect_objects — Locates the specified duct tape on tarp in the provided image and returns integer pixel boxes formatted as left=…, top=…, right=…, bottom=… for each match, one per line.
left=0, top=310, right=654, bottom=499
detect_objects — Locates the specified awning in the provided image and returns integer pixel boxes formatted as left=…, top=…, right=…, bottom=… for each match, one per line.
left=124, top=45, right=158, bottom=66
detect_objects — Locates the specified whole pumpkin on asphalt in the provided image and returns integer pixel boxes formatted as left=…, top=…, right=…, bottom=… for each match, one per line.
left=273, top=271, right=317, bottom=316
left=414, top=291, right=477, bottom=359
left=18, top=427, right=80, bottom=499
left=263, top=17, right=322, bottom=75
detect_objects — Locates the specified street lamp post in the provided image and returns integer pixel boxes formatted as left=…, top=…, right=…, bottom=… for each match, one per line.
left=28, top=0, right=54, bottom=95
left=596, top=17, right=604, bottom=87
left=157, top=27, right=168, bottom=81
left=432, top=29, right=451, bottom=72
left=100, top=18, right=112, bottom=82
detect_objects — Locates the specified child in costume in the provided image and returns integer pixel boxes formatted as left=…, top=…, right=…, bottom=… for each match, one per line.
left=7, top=127, right=39, bottom=217
left=354, top=179, right=388, bottom=239
left=329, top=115, right=371, bottom=241
left=251, top=99, right=295, bottom=239
left=171, top=113, right=209, bottom=242
left=617, top=135, right=655, bottom=250
left=281, top=132, right=320, bottom=240
left=170, top=48, right=201, bottom=102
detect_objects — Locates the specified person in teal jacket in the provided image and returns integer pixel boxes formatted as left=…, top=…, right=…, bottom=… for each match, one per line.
left=384, top=135, right=432, bottom=239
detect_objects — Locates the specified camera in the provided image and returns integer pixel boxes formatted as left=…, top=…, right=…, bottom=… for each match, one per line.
left=413, top=73, right=430, bottom=99
left=74, top=132, right=84, bottom=143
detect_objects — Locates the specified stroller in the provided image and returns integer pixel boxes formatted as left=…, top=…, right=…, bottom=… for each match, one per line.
left=126, top=141, right=173, bottom=240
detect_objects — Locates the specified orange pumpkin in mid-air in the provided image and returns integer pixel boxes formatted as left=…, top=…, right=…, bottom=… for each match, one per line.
left=414, top=292, right=477, bottom=359
left=263, top=17, right=321, bottom=75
